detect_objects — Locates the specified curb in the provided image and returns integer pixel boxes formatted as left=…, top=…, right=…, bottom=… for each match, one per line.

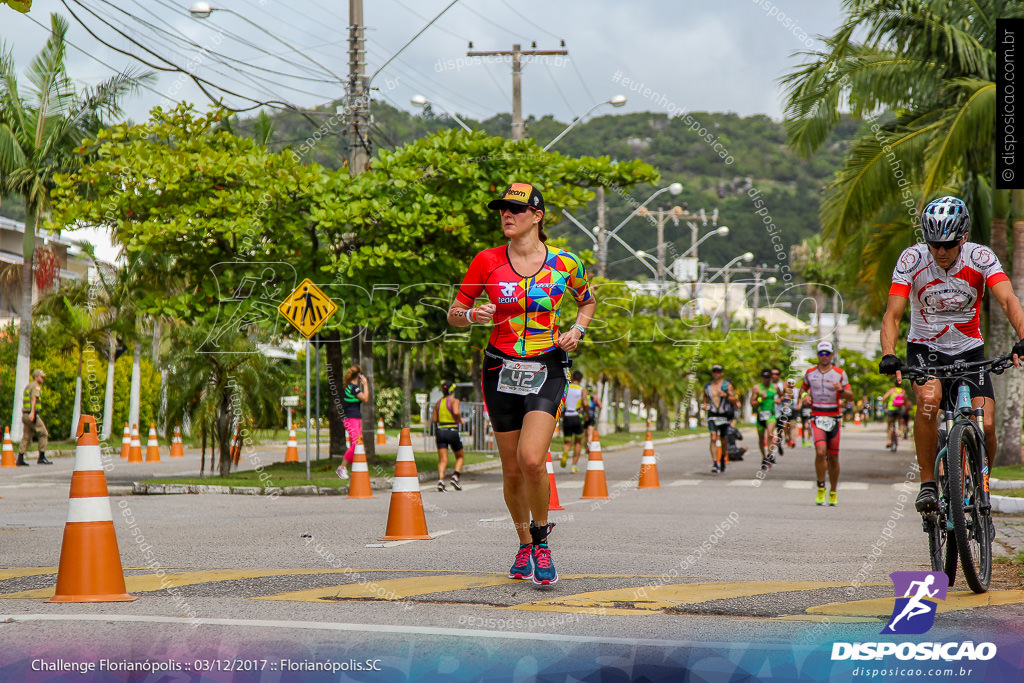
left=991, top=478, right=1024, bottom=490
left=992, top=494, right=1024, bottom=514
left=127, top=434, right=705, bottom=497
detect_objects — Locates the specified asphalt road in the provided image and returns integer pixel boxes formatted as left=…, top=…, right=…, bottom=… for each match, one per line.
left=2, top=423, right=1023, bottom=681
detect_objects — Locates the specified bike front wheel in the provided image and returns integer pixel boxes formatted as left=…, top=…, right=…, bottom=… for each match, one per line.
left=946, top=422, right=992, bottom=593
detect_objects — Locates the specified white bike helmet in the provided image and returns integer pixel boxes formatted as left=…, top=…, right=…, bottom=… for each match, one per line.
left=921, top=196, right=970, bottom=243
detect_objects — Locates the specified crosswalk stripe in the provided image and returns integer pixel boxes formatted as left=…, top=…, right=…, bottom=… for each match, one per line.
left=806, top=590, right=1024, bottom=617
left=255, top=573, right=524, bottom=602
left=783, top=481, right=814, bottom=489
left=669, top=480, right=701, bottom=486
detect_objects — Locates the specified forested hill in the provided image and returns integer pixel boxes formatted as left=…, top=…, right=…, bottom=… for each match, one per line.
left=2, top=99, right=858, bottom=279
left=230, top=100, right=858, bottom=278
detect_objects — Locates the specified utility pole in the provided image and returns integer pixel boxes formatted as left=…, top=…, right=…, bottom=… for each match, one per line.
left=467, top=43, right=568, bottom=140
left=637, top=206, right=683, bottom=294
left=348, top=0, right=369, bottom=175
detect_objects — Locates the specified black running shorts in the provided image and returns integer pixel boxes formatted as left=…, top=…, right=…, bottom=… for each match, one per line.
left=435, top=426, right=463, bottom=452
left=906, top=342, right=994, bottom=412
left=482, top=345, right=569, bottom=433
left=562, top=415, right=584, bottom=437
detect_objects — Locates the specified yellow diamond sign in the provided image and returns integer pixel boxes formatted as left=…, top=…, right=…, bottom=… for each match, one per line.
left=278, top=278, right=337, bottom=338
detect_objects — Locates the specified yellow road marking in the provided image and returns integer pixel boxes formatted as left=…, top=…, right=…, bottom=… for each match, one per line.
left=0, top=568, right=58, bottom=581
left=0, top=568, right=377, bottom=600
left=513, top=581, right=853, bottom=614
left=806, top=589, right=1024, bottom=617
left=256, top=574, right=521, bottom=602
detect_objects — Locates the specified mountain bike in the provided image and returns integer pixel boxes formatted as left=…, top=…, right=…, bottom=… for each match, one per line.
left=902, top=354, right=1012, bottom=593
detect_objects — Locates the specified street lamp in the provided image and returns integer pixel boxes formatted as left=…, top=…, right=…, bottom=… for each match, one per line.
left=543, top=95, right=627, bottom=151
left=679, top=225, right=730, bottom=259
left=188, top=2, right=346, bottom=84
left=410, top=94, right=472, bottom=132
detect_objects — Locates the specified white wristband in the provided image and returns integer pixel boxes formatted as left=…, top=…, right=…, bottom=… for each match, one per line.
left=466, top=308, right=476, bottom=323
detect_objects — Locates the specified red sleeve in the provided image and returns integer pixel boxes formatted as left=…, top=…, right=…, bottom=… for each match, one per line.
left=889, top=282, right=911, bottom=298
left=987, top=272, right=1010, bottom=288
left=455, top=251, right=489, bottom=307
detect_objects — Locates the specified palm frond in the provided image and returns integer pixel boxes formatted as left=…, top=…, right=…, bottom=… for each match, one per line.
left=921, top=78, right=995, bottom=199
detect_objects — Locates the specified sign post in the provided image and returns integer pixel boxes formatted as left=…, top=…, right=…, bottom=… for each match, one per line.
left=278, top=279, right=338, bottom=480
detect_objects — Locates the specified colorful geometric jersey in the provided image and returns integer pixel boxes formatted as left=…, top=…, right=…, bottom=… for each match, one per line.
left=889, top=242, right=1009, bottom=354
left=801, top=366, right=851, bottom=417
left=456, top=244, right=592, bottom=357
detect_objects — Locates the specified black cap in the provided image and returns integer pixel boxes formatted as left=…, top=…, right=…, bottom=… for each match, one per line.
left=487, top=182, right=544, bottom=212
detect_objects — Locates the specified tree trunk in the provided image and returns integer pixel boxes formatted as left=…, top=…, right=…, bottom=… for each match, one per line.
left=11, top=199, right=35, bottom=443
left=129, top=335, right=141, bottom=429
left=101, top=334, right=116, bottom=440
left=70, top=346, right=83, bottom=438
left=401, top=345, right=412, bottom=429
left=200, top=421, right=206, bottom=477
left=218, top=389, right=234, bottom=477
left=656, top=396, right=670, bottom=431
left=623, top=386, right=632, bottom=433
left=359, top=329, right=376, bottom=458
left=324, top=332, right=346, bottom=456
left=999, top=193, right=1024, bottom=467
left=990, top=209, right=1016, bottom=466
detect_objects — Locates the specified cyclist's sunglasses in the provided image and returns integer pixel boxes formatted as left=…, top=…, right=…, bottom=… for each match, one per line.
left=498, top=204, right=535, bottom=215
left=927, top=239, right=959, bottom=251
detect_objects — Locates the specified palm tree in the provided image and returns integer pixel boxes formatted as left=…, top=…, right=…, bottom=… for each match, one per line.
left=781, top=0, right=1024, bottom=466
left=35, top=279, right=104, bottom=437
left=0, top=14, right=150, bottom=441
left=164, top=322, right=288, bottom=477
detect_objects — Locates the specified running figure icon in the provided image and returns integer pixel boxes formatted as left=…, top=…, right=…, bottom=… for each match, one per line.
left=886, top=575, right=939, bottom=632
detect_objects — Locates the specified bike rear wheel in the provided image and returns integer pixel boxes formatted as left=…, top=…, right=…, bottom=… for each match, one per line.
left=947, top=423, right=991, bottom=593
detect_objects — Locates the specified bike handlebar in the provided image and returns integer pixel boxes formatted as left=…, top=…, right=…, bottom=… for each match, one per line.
left=898, top=353, right=1016, bottom=386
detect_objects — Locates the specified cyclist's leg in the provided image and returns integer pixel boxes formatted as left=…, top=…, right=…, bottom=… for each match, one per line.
left=912, top=379, right=943, bottom=483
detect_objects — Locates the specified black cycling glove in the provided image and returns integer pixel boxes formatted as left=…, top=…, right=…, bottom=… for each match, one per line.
left=878, top=354, right=902, bottom=376
left=1014, top=338, right=1024, bottom=358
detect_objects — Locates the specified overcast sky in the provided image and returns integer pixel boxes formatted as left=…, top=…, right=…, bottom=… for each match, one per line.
left=3, top=0, right=845, bottom=259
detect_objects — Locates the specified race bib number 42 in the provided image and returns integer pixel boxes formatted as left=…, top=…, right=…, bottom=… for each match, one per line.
left=497, top=360, right=548, bottom=396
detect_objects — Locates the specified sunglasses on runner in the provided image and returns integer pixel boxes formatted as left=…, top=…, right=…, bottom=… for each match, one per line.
left=818, top=351, right=832, bottom=357
left=499, top=204, right=535, bottom=215
left=927, top=239, right=959, bottom=251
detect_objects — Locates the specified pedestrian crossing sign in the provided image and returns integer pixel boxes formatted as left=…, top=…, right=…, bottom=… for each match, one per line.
left=278, top=279, right=337, bottom=338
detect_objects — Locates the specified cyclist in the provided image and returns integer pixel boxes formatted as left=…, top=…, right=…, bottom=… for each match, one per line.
left=881, top=386, right=907, bottom=450
left=448, top=182, right=594, bottom=586
left=801, top=341, right=853, bottom=506
left=560, top=371, right=588, bottom=472
left=879, top=196, right=1024, bottom=515
left=703, top=364, right=739, bottom=473
left=798, top=388, right=812, bottom=447
left=750, top=368, right=778, bottom=469
left=433, top=381, right=465, bottom=492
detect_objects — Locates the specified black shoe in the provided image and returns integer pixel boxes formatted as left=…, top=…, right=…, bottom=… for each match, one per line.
left=16, top=454, right=29, bottom=466
left=449, top=476, right=462, bottom=491
left=915, top=485, right=938, bottom=513
left=37, top=453, right=53, bottom=465
left=437, top=480, right=446, bottom=492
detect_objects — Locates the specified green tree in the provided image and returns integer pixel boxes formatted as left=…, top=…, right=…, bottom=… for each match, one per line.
left=0, top=14, right=149, bottom=442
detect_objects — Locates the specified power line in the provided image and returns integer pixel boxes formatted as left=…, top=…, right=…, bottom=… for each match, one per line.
left=458, top=2, right=531, bottom=41
left=498, top=0, right=561, bottom=41
left=383, top=0, right=472, bottom=43
left=543, top=62, right=573, bottom=113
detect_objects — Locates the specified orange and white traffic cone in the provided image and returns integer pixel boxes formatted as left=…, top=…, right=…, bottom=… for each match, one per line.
left=581, top=436, right=609, bottom=499
left=347, top=435, right=373, bottom=499
left=381, top=428, right=431, bottom=540
left=230, top=427, right=241, bottom=465
left=854, top=411, right=862, bottom=427
left=638, top=431, right=660, bottom=489
left=170, top=426, right=185, bottom=458
left=376, top=419, right=387, bottom=445
left=46, top=415, right=136, bottom=603
left=796, top=421, right=803, bottom=438
left=128, top=423, right=142, bottom=463
left=119, top=423, right=130, bottom=459
left=145, top=423, right=161, bottom=462
left=546, top=451, right=563, bottom=510
left=284, top=424, right=299, bottom=463
left=1, top=426, right=15, bottom=468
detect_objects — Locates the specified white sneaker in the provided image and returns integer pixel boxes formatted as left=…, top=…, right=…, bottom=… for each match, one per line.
left=336, top=464, right=349, bottom=479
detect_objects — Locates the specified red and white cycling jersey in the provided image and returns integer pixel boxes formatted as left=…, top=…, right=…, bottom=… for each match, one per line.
left=801, top=365, right=850, bottom=417
left=889, top=242, right=1009, bottom=355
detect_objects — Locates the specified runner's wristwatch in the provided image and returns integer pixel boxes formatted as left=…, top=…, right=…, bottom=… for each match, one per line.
left=571, top=323, right=587, bottom=339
